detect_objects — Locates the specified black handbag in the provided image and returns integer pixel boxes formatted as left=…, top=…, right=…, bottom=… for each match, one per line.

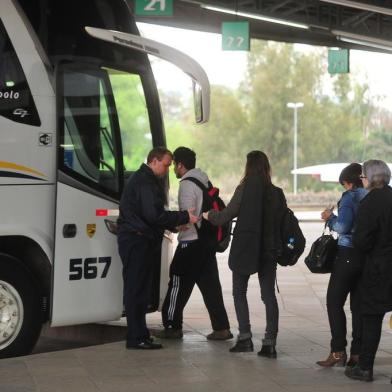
left=304, top=224, right=337, bottom=274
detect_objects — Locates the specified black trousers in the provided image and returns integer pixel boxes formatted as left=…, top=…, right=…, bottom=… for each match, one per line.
left=359, top=313, right=385, bottom=370
left=162, top=240, right=230, bottom=331
left=326, top=246, right=362, bottom=354
left=118, top=233, right=160, bottom=346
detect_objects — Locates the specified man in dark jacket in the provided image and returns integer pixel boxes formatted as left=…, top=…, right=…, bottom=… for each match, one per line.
left=346, top=159, right=392, bottom=382
left=117, top=147, right=198, bottom=350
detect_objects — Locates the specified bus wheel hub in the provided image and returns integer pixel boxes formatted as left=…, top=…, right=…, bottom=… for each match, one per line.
left=0, top=281, right=23, bottom=349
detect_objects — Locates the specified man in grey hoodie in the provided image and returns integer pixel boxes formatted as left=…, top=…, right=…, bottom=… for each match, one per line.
left=156, top=147, right=232, bottom=340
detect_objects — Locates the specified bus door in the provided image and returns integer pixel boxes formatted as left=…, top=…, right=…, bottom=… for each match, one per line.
left=51, top=64, right=124, bottom=326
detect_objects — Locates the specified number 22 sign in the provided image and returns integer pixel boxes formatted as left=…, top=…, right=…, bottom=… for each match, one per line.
left=222, top=21, right=250, bottom=51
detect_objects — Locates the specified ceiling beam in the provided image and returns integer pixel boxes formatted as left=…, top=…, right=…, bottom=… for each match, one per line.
left=320, top=0, right=392, bottom=17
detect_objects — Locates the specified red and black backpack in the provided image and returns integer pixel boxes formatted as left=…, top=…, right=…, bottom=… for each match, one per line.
left=182, top=177, right=232, bottom=253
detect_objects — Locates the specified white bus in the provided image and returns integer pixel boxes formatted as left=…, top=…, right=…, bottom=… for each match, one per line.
left=0, top=0, right=209, bottom=358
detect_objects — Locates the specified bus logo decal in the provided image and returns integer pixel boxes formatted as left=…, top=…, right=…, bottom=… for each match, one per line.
left=13, top=108, right=29, bottom=118
left=0, top=90, right=20, bottom=99
left=39, top=133, right=52, bottom=146
left=86, top=224, right=96, bottom=238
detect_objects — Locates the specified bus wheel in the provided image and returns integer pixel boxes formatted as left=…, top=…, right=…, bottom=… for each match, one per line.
left=0, top=255, right=42, bottom=358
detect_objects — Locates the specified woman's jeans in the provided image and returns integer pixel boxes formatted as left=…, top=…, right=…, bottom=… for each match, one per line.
left=326, top=246, right=362, bottom=354
left=232, top=261, right=278, bottom=345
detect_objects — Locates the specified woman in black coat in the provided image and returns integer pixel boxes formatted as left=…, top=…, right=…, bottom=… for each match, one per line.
left=345, top=159, right=392, bottom=382
left=203, top=151, right=286, bottom=357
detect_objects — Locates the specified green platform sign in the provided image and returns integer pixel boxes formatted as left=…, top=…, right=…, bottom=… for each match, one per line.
left=328, top=49, right=350, bottom=74
left=135, top=0, right=173, bottom=16
left=222, top=21, right=250, bottom=51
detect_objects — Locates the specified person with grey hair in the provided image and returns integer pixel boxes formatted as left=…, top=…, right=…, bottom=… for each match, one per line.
left=345, top=159, right=392, bottom=382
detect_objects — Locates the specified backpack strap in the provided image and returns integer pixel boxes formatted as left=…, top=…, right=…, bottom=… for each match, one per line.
left=181, top=176, right=210, bottom=192
left=180, top=177, right=209, bottom=238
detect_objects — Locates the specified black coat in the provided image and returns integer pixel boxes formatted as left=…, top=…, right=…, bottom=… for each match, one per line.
left=229, top=176, right=263, bottom=275
left=353, top=185, right=392, bottom=314
left=118, top=164, right=189, bottom=240
left=228, top=176, right=285, bottom=275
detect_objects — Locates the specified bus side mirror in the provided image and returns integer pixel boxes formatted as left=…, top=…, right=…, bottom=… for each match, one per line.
left=193, top=81, right=203, bottom=124
left=85, top=27, right=211, bottom=124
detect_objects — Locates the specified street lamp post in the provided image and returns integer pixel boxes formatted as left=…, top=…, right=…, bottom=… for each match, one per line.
left=287, top=102, right=304, bottom=195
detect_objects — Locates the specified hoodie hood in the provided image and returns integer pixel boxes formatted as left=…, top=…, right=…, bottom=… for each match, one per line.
left=181, top=168, right=209, bottom=187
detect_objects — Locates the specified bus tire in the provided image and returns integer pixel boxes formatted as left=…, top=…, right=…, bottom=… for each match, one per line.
left=0, top=254, right=42, bottom=358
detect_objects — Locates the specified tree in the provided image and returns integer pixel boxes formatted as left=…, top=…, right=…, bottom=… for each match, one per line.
left=242, top=41, right=378, bottom=191
left=158, top=40, right=385, bottom=195
left=244, top=42, right=325, bottom=184
left=193, top=85, right=249, bottom=190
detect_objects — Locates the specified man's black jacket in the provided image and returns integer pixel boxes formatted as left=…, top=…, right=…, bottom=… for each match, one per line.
left=353, top=185, right=392, bottom=314
left=118, top=164, right=189, bottom=240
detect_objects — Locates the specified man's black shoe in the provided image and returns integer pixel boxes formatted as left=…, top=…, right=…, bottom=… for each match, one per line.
left=126, top=340, right=163, bottom=350
left=229, top=338, right=253, bottom=353
left=344, top=364, right=373, bottom=382
left=257, top=345, right=277, bottom=358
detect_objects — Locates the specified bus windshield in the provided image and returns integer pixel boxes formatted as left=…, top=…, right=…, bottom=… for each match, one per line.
left=107, top=68, right=153, bottom=172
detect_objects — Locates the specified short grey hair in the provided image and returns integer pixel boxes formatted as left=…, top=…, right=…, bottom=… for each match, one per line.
left=363, top=159, right=391, bottom=189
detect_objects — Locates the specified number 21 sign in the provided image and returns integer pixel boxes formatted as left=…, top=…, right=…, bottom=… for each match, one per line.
left=135, top=0, right=173, bottom=16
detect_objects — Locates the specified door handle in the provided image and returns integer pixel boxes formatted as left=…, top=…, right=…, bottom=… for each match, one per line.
left=104, top=219, right=118, bottom=235
left=63, top=224, right=77, bottom=238
left=163, top=231, right=173, bottom=243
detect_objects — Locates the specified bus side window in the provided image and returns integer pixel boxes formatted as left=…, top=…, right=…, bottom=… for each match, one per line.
left=0, top=20, right=40, bottom=126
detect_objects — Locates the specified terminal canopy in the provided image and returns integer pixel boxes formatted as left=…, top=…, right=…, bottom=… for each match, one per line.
left=131, top=0, right=392, bottom=54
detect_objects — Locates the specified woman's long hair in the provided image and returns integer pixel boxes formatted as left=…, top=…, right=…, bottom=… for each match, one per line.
left=241, top=150, right=272, bottom=185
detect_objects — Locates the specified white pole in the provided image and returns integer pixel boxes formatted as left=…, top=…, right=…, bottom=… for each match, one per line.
left=293, top=107, right=298, bottom=195
left=287, top=102, right=304, bottom=195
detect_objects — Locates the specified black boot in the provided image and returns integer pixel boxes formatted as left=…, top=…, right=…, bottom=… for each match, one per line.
left=344, top=364, right=373, bottom=382
left=229, top=338, right=254, bottom=353
left=257, top=345, right=277, bottom=358
left=346, top=354, right=359, bottom=369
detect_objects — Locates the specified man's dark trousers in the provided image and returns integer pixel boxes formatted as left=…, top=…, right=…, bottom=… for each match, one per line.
left=162, top=240, right=230, bottom=331
left=359, top=313, right=385, bottom=370
left=118, top=233, right=160, bottom=346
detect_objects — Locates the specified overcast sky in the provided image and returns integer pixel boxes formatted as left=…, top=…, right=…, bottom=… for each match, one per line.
left=138, top=22, right=392, bottom=109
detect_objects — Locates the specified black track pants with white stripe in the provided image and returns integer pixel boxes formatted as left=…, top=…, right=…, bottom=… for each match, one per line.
left=161, top=240, right=230, bottom=331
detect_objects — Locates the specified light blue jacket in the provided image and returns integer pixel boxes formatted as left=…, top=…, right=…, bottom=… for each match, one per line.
left=327, top=187, right=368, bottom=248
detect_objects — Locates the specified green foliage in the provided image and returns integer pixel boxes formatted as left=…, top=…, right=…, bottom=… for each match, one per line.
left=157, top=40, right=391, bottom=195
left=110, top=71, right=153, bottom=171
left=193, top=86, right=249, bottom=186
left=363, top=108, right=392, bottom=162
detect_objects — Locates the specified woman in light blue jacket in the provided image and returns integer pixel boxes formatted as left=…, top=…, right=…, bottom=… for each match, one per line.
left=316, top=163, right=367, bottom=368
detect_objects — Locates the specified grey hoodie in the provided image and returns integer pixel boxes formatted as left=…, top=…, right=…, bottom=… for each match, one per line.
left=178, top=168, right=209, bottom=242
